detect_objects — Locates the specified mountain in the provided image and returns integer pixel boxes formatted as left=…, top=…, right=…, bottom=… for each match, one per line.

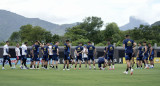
left=0, top=10, right=78, bottom=41
left=119, top=16, right=149, bottom=30
left=151, top=21, right=160, bottom=26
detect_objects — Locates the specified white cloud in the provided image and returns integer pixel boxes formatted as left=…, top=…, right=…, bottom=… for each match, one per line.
left=0, top=0, right=160, bottom=26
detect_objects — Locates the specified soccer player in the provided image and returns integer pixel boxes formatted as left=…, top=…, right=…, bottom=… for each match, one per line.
left=63, top=40, right=71, bottom=70
left=29, top=45, right=34, bottom=69
left=87, top=42, right=96, bottom=70
left=52, top=42, right=59, bottom=69
left=83, top=45, right=88, bottom=68
left=33, top=41, right=42, bottom=69
left=21, top=42, right=28, bottom=69
left=148, top=43, right=154, bottom=68
left=107, top=41, right=115, bottom=70
left=74, top=43, right=83, bottom=70
left=41, top=43, right=49, bottom=69
left=123, top=35, right=135, bottom=75
left=2, top=41, right=13, bottom=70
left=98, top=57, right=106, bottom=70
left=136, top=42, right=143, bottom=69
left=48, top=43, right=53, bottom=67
left=14, top=43, right=22, bottom=68
left=143, top=42, right=149, bottom=69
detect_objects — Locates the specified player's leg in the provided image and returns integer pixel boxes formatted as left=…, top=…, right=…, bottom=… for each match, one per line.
left=74, top=57, right=78, bottom=69
left=111, top=57, right=115, bottom=70
left=107, top=56, right=111, bottom=70
left=2, top=56, right=7, bottom=69
left=66, top=60, right=70, bottom=70
left=79, top=57, right=82, bottom=69
left=91, top=55, right=96, bottom=69
left=84, top=58, right=87, bottom=68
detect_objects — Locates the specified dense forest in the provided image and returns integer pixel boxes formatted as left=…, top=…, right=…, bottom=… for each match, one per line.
left=1, top=16, right=160, bottom=46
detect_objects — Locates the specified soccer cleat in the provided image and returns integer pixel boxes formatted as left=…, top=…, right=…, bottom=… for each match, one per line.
left=20, top=66, right=23, bottom=69
left=79, top=68, right=81, bottom=70
left=2, top=67, right=5, bottom=70
left=130, top=69, right=134, bottom=75
left=112, top=68, right=115, bottom=70
left=74, top=68, right=76, bottom=70
left=66, top=69, right=70, bottom=70
left=11, top=67, right=15, bottom=69
left=63, top=69, right=65, bottom=70
left=123, top=71, right=128, bottom=74
left=109, top=68, right=112, bottom=70
left=89, top=66, right=91, bottom=70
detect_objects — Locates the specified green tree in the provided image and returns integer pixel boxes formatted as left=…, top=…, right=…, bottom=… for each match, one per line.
left=9, top=31, right=21, bottom=42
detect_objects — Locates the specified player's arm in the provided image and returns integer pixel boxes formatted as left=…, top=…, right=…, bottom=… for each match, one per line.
left=136, top=49, right=139, bottom=57
left=57, top=48, right=59, bottom=55
left=38, top=41, right=43, bottom=47
left=149, top=47, right=152, bottom=57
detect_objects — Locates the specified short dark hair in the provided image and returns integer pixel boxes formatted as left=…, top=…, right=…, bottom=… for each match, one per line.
left=148, top=43, right=151, bottom=45
left=88, top=41, right=91, bottom=43
left=125, top=35, right=130, bottom=37
left=24, top=42, right=28, bottom=44
left=139, top=42, right=142, bottom=45
left=35, top=40, right=38, bottom=43
left=143, top=41, right=147, bottom=43
left=66, top=40, right=70, bottom=42
left=6, top=41, right=9, bottom=43
left=79, top=42, right=82, bottom=44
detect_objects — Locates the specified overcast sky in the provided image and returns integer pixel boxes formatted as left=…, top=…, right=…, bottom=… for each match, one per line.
left=0, top=0, right=160, bottom=26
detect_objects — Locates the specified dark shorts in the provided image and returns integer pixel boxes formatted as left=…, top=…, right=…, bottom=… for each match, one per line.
left=64, top=53, right=70, bottom=60
left=88, top=55, right=94, bottom=61
left=137, top=56, right=143, bottom=61
left=76, top=55, right=82, bottom=61
left=149, top=56, right=154, bottom=61
left=125, top=52, right=132, bottom=60
left=33, top=54, right=40, bottom=61
left=107, top=55, right=114, bottom=61
left=83, top=57, right=88, bottom=61
left=53, top=54, right=59, bottom=61
left=43, top=55, right=49, bottom=61
left=49, top=55, right=53, bottom=60
left=21, top=55, right=27, bottom=60
left=16, top=56, right=22, bottom=60
left=3, top=55, right=10, bottom=61
left=143, top=56, right=148, bottom=60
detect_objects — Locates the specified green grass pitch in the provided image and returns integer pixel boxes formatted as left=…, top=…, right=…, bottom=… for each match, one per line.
left=0, top=64, right=160, bottom=86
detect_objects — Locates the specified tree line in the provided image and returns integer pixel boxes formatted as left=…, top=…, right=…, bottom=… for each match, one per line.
left=1, top=16, right=160, bottom=46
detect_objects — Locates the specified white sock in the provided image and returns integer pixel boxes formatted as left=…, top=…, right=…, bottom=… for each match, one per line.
left=93, top=66, right=95, bottom=68
left=113, top=65, right=114, bottom=69
left=109, top=66, right=111, bottom=69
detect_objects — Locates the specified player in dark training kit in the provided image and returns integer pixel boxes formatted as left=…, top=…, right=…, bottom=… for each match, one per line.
left=74, top=43, right=83, bottom=70
left=136, top=42, right=143, bottom=69
left=98, top=57, right=106, bottom=70
left=32, top=41, right=42, bottom=69
left=107, top=41, right=115, bottom=70
left=123, top=35, right=135, bottom=75
left=41, top=43, right=49, bottom=69
left=148, top=43, right=154, bottom=68
left=87, top=42, right=96, bottom=70
left=63, top=40, right=71, bottom=70
left=51, top=42, right=59, bottom=69
left=143, top=42, right=149, bottom=69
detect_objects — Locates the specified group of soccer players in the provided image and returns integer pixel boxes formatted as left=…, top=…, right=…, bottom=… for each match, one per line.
left=1, top=35, right=155, bottom=75
left=123, top=35, right=155, bottom=75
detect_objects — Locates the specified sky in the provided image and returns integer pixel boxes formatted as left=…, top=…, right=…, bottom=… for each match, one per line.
left=0, top=0, right=160, bottom=26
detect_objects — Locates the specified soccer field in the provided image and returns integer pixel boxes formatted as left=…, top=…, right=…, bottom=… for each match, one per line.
left=0, top=64, right=160, bottom=86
